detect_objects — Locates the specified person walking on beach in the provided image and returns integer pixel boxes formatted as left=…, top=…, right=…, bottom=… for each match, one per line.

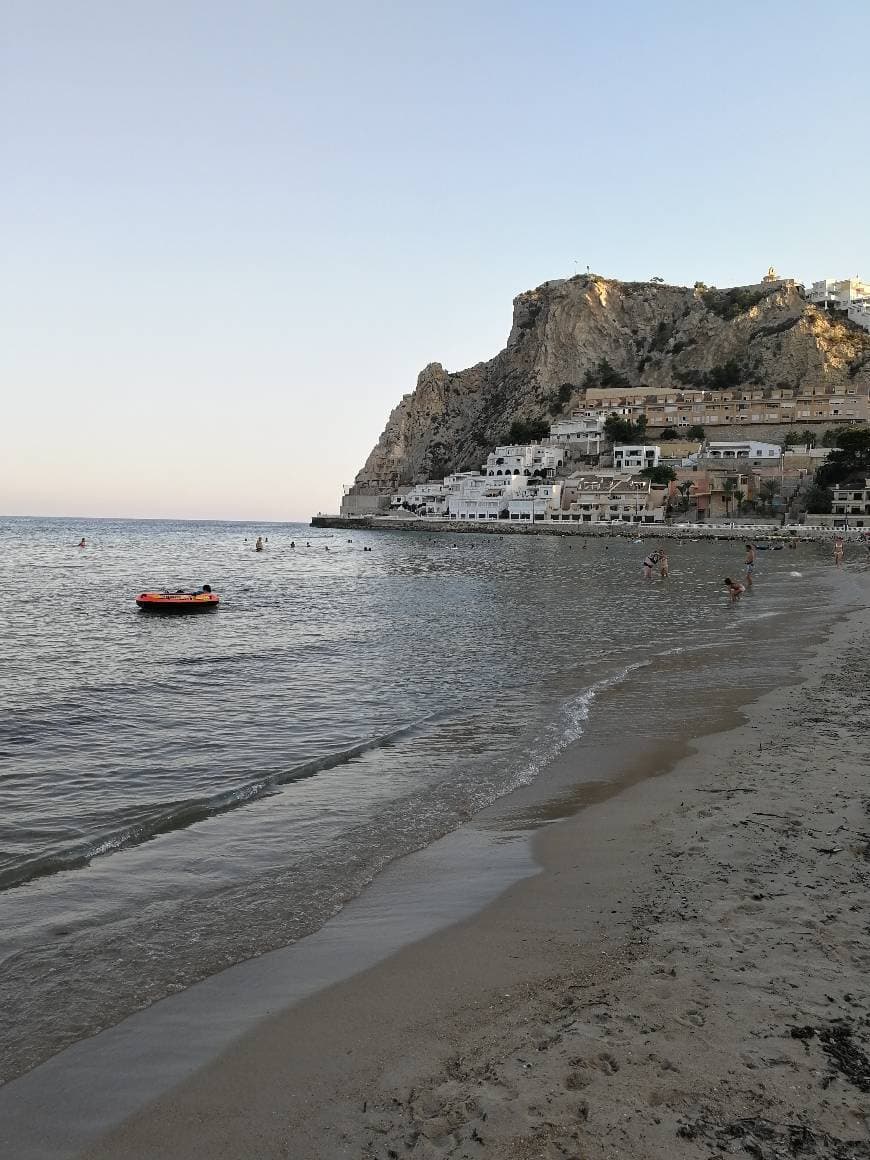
left=724, top=576, right=745, bottom=602
left=642, top=550, right=659, bottom=580
left=834, top=535, right=844, bottom=565
left=659, top=549, right=669, bottom=579
left=744, top=543, right=756, bottom=588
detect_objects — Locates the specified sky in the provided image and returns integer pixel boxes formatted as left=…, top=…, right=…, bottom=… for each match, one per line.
left=2, top=0, right=868, bottom=520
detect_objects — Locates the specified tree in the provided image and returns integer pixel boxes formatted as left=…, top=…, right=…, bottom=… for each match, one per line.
left=687, top=424, right=706, bottom=440
left=676, top=480, right=693, bottom=513
left=734, top=489, right=745, bottom=514
left=507, top=418, right=549, bottom=444
left=604, top=413, right=648, bottom=444
left=803, top=483, right=833, bottom=514
left=659, top=426, right=680, bottom=441
left=782, top=430, right=801, bottom=449
left=758, top=478, right=781, bottom=514
left=639, top=465, right=676, bottom=485
left=815, top=428, right=870, bottom=487
left=722, top=479, right=737, bottom=517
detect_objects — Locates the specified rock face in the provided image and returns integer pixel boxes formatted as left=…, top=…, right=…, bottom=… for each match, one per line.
left=345, top=275, right=870, bottom=505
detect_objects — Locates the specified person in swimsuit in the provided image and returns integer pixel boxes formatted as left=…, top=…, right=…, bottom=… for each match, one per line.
left=642, top=551, right=659, bottom=580
left=724, top=576, right=745, bottom=601
left=744, top=543, right=756, bottom=587
left=255, top=536, right=264, bottom=552
left=77, top=538, right=86, bottom=548
left=833, top=535, right=844, bottom=565
left=659, top=550, right=669, bottom=579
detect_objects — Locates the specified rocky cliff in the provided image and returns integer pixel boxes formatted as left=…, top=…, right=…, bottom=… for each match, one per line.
left=348, top=275, right=870, bottom=497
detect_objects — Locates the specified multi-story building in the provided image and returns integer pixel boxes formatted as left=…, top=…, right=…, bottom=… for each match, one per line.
left=483, top=443, right=565, bottom=478
left=702, top=440, right=781, bottom=461
left=613, top=444, right=661, bottom=472
left=806, top=479, right=870, bottom=529
left=390, top=483, right=450, bottom=516
left=548, top=412, right=605, bottom=455
left=553, top=472, right=666, bottom=524
left=808, top=277, right=870, bottom=310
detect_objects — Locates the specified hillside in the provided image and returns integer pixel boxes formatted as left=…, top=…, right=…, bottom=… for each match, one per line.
left=346, top=274, right=870, bottom=499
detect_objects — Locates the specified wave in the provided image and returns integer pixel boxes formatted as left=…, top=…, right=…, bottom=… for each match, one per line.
left=0, top=719, right=438, bottom=893
left=504, top=659, right=652, bottom=792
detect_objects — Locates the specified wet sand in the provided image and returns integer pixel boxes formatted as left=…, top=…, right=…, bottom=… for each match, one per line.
left=71, top=591, right=870, bottom=1158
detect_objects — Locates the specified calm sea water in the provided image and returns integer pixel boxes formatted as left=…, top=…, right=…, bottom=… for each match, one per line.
left=0, top=517, right=854, bottom=1081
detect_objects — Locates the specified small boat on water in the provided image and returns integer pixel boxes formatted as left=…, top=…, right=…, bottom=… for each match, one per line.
left=136, top=587, right=219, bottom=613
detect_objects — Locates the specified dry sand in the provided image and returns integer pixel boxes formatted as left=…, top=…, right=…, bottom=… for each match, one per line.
left=84, top=601, right=870, bottom=1160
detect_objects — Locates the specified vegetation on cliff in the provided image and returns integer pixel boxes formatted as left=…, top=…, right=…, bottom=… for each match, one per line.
left=349, top=274, right=870, bottom=491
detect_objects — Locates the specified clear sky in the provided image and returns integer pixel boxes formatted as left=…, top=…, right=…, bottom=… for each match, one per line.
left=3, top=0, right=868, bottom=520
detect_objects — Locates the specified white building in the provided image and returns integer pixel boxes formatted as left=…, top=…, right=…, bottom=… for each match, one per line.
left=848, top=302, right=870, bottom=333
left=808, top=277, right=870, bottom=310
left=613, top=444, right=661, bottom=472
left=806, top=479, right=870, bottom=529
left=506, top=482, right=562, bottom=521
left=483, top=443, right=565, bottom=478
left=831, top=479, right=870, bottom=523
left=391, top=482, right=449, bottom=516
left=703, top=440, right=781, bottom=461
left=447, top=473, right=512, bottom=521
left=548, top=411, right=605, bottom=455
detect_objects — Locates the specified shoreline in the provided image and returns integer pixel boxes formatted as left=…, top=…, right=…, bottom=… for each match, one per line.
left=2, top=581, right=860, bottom=1158
left=311, top=515, right=862, bottom=542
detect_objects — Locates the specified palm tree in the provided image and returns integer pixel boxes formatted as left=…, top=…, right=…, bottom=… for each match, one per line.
left=676, top=480, right=693, bottom=513
left=723, top=479, right=737, bottom=518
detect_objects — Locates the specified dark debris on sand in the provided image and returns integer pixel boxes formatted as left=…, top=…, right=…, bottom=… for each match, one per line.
left=677, top=1116, right=870, bottom=1158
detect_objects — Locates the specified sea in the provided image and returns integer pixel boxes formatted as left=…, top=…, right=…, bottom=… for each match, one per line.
left=0, top=516, right=859, bottom=1083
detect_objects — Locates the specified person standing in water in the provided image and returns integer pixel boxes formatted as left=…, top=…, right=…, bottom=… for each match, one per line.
left=833, top=535, right=844, bottom=565
left=255, top=536, right=264, bottom=552
left=744, top=543, right=756, bottom=588
left=642, top=550, right=659, bottom=580
left=77, top=538, right=86, bottom=548
left=659, top=549, right=669, bottom=579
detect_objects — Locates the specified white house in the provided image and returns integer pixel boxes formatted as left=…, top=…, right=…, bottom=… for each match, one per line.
left=548, top=412, right=605, bottom=455
left=806, top=479, right=870, bottom=528
left=703, top=440, right=781, bottom=460
left=447, top=473, right=513, bottom=521
left=483, top=443, right=565, bottom=478
left=391, top=482, right=450, bottom=516
left=613, top=444, right=661, bottom=473
left=848, top=302, right=870, bottom=333
left=506, top=482, right=562, bottom=521
left=808, top=277, right=870, bottom=310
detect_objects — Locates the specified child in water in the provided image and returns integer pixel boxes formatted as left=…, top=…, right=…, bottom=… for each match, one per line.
left=724, top=576, right=745, bottom=602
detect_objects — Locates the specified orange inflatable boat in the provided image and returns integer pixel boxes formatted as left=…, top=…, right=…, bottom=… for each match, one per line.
left=136, top=588, right=219, bottom=613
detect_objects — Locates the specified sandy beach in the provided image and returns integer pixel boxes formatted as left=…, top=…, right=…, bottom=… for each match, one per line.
left=60, top=584, right=869, bottom=1160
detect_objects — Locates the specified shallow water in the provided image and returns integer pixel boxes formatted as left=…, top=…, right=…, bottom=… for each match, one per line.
left=0, top=516, right=853, bottom=1080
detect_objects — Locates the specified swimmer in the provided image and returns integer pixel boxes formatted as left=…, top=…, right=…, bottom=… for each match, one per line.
left=724, top=576, right=745, bottom=602
left=77, top=538, right=86, bottom=548
left=255, top=536, right=264, bottom=551
left=744, top=543, right=756, bottom=587
left=642, top=550, right=660, bottom=580
left=290, top=540, right=295, bottom=548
